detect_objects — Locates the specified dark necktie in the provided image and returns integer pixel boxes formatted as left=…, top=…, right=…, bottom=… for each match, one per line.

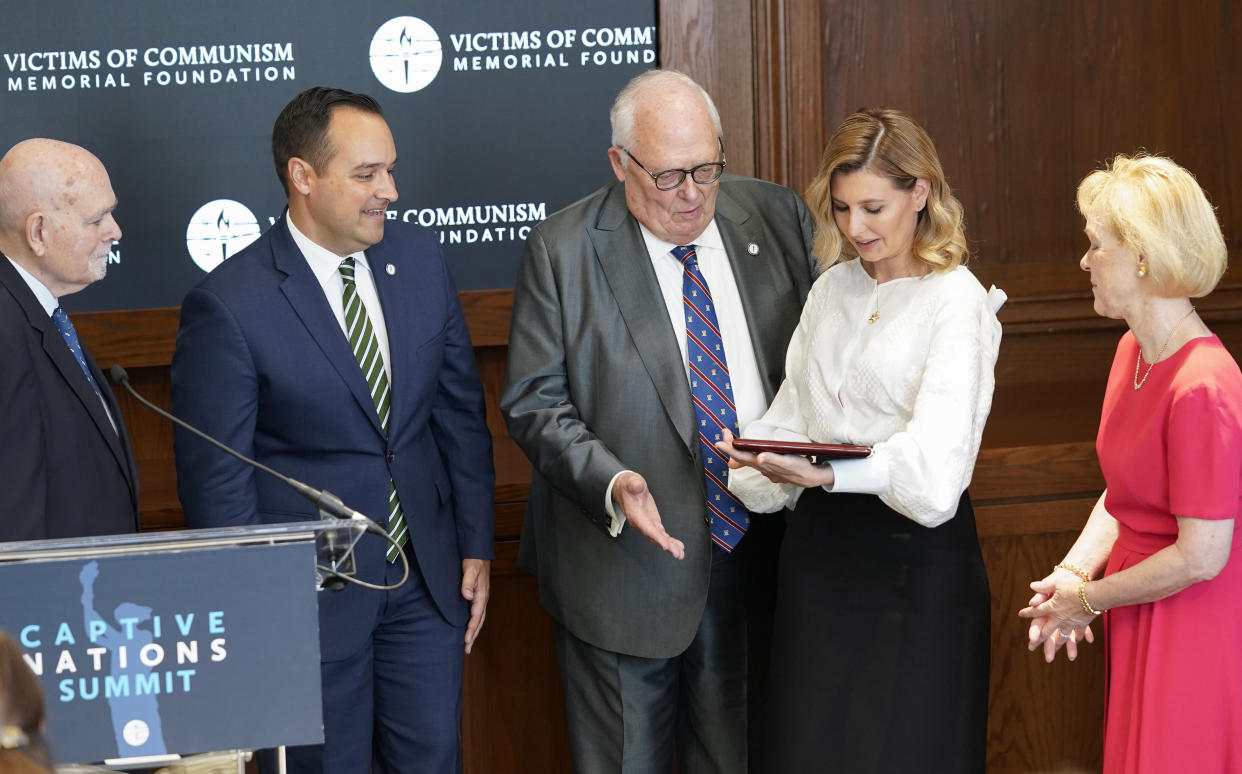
left=674, top=244, right=748, bottom=551
left=51, top=306, right=103, bottom=402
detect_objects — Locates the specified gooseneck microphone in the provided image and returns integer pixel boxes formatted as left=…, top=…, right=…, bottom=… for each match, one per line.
left=109, top=364, right=364, bottom=521
left=109, top=364, right=410, bottom=592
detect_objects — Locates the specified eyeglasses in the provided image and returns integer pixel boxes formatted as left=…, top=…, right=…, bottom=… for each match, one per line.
left=616, top=141, right=727, bottom=191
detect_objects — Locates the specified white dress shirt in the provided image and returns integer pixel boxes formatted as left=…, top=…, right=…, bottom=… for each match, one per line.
left=729, top=259, right=1004, bottom=527
left=603, top=219, right=767, bottom=533
left=287, top=215, right=392, bottom=379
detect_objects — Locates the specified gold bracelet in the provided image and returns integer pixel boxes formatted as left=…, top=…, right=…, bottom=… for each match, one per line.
left=1055, top=562, right=1091, bottom=582
left=1078, top=581, right=1104, bottom=616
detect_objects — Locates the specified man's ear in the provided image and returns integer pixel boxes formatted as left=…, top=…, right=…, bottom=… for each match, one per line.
left=24, top=212, right=47, bottom=256
left=288, top=157, right=315, bottom=196
left=607, top=147, right=627, bottom=183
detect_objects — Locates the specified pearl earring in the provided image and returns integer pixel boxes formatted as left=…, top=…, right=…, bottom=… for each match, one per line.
left=1137, top=264, right=1147, bottom=278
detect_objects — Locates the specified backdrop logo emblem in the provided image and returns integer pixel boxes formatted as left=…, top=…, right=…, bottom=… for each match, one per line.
left=370, top=16, right=442, bottom=93
left=186, top=200, right=261, bottom=273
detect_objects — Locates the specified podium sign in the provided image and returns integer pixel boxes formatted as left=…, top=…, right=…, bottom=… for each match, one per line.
left=0, top=536, right=323, bottom=764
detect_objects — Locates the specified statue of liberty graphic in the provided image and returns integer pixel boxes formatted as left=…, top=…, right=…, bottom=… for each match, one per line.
left=79, top=561, right=168, bottom=758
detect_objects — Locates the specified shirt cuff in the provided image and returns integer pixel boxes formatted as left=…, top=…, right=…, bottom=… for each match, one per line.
left=603, top=470, right=630, bottom=537
left=826, top=454, right=888, bottom=496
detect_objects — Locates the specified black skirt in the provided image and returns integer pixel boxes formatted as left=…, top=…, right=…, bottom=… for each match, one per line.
left=761, top=488, right=990, bottom=774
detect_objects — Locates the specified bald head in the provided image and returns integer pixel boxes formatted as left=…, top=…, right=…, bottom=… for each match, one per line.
left=0, top=138, right=120, bottom=297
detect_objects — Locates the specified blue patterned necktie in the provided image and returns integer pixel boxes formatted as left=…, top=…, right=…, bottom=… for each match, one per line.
left=339, top=258, right=408, bottom=562
left=51, top=306, right=103, bottom=401
left=674, top=244, right=748, bottom=551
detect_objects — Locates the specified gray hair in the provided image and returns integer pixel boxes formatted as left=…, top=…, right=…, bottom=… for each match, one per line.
left=609, top=69, right=723, bottom=149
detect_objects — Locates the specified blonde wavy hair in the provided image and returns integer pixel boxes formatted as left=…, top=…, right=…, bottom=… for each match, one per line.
left=805, top=108, right=966, bottom=272
left=1076, top=154, right=1226, bottom=298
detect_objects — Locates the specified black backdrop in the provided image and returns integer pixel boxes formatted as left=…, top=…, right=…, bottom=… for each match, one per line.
left=2, top=1, right=657, bottom=310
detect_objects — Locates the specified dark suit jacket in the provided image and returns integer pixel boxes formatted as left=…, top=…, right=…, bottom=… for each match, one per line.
left=0, top=255, right=139, bottom=540
left=171, top=217, right=494, bottom=661
left=501, top=175, right=817, bottom=658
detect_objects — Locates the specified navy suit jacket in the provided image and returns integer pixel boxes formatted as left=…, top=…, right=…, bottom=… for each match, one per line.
left=0, top=255, right=139, bottom=540
left=171, top=216, right=494, bottom=660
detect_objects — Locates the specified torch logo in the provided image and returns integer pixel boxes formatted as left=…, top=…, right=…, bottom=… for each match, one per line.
left=185, top=199, right=262, bottom=273
left=369, top=16, right=442, bottom=93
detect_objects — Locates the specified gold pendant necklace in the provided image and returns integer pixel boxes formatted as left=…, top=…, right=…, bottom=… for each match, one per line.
left=1133, top=306, right=1196, bottom=390
left=867, top=284, right=880, bottom=324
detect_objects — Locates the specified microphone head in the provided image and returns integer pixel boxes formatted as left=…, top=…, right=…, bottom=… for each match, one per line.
left=109, top=364, right=129, bottom=385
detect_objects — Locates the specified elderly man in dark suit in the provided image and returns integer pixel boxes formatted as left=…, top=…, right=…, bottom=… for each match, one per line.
left=0, top=139, right=139, bottom=540
left=501, top=69, right=817, bottom=772
left=171, top=87, right=494, bottom=773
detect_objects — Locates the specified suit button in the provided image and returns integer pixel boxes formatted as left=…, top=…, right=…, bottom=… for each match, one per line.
left=386, top=451, right=396, bottom=463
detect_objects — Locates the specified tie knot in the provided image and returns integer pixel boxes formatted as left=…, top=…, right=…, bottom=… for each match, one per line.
left=51, top=306, right=72, bottom=334
left=672, top=244, right=698, bottom=267
left=338, top=257, right=357, bottom=284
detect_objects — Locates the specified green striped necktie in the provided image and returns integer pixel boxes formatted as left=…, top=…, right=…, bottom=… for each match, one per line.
left=339, top=257, right=408, bottom=562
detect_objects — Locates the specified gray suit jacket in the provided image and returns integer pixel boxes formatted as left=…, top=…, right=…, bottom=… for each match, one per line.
left=501, top=174, right=817, bottom=658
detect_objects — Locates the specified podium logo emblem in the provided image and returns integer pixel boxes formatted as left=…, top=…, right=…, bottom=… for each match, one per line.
left=369, top=16, right=442, bottom=93
left=122, top=719, right=151, bottom=747
left=186, top=199, right=262, bottom=273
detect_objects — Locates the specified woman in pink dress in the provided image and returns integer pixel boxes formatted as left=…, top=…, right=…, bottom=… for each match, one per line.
left=1019, top=154, right=1242, bottom=774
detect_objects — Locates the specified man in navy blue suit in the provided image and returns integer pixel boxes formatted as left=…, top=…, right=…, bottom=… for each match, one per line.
left=171, top=87, right=494, bottom=773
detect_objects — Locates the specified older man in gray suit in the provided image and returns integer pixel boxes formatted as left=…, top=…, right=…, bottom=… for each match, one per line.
left=501, top=69, right=817, bottom=772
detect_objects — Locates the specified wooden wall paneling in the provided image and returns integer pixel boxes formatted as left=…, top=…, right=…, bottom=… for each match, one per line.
left=818, top=0, right=1242, bottom=273
left=117, top=366, right=182, bottom=531
left=819, top=0, right=1084, bottom=267
left=753, top=0, right=826, bottom=192
left=660, top=0, right=758, bottom=176
left=1073, top=0, right=1241, bottom=248
left=974, top=442, right=1106, bottom=773
left=74, top=307, right=178, bottom=367
left=981, top=531, right=1105, bottom=773
left=73, top=309, right=180, bottom=532
left=977, top=257, right=1242, bottom=448
left=968, top=1, right=1080, bottom=267
left=455, top=323, right=571, bottom=772
left=460, top=545, right=572, bottom=774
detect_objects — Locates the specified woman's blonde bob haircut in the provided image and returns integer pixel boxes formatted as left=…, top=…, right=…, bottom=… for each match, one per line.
left=1076, top=154, right=1226, bottom=298
left=805, top=108, right=966, bottom=272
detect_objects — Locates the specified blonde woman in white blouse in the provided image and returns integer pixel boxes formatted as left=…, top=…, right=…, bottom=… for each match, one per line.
left=716, top=108, right=1003, bottom=774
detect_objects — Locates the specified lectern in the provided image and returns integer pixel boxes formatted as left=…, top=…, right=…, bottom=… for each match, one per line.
left=0, top=522, right=362, bottom=769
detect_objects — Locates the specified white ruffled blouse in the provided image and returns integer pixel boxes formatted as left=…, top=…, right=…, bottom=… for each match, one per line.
left=729, top=258, right=1004, bottom=527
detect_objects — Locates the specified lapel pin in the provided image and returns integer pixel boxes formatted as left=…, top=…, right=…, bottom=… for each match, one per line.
left=747, top=242, right=759, bottom=255
left=386, top=263, right=396, bottom=276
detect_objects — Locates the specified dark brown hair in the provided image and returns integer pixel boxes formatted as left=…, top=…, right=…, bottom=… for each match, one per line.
left=271, top=86, right=383, bottom=195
